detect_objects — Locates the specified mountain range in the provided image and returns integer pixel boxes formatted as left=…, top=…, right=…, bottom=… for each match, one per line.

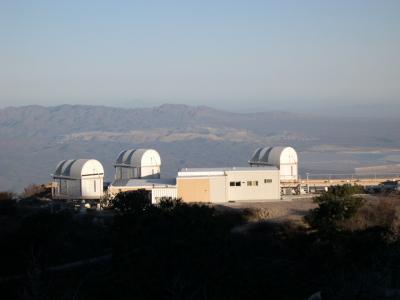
left=0, top=104, right=399, bottom=191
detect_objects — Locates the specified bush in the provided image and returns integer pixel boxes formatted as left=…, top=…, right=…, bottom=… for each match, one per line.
left=111, top=198, right=246, bottom=299
left=23, top=184, right=51, bottom=198
left=110, top=189, right=151, bottom=213
left=243, top=207, right=270, bottom=222
left=305, top=186, right=364, bottom=234
left=326, top=184, right=364, bottom=197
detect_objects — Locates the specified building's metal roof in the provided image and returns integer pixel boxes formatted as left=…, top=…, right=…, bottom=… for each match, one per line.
left=115, top=148, right=161, bottom=167
left=178, top=166, right=278, bottom=177
left=179, top=167, right=277, bottom=172
left=111, top=178, right=176, bottom=187
left=249, top=146, right=297, bottom=166
left=53, top=159, right=104, bottom=179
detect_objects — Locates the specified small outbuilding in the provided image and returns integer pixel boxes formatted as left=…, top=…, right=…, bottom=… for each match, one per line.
left=114, top=148, right=161, bottom=180
left=249, top=146, right=298, bottom=181
left=52, top=159, right=104, bottom=200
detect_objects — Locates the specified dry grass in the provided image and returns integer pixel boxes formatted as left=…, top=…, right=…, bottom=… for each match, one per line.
left=215, top=197, right=317, bottom=226
left=243, top=207, right=270, bottom=222
left=343, top=194, right=400, bottom=232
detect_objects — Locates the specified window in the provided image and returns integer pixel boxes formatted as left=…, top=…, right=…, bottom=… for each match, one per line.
left=235, top=181, right=241, bottom=186
left=94, top=180, right=96, bottom=192
left=264, top=179, right=272, bottom=183
left=230, top=182, right=235, bottom=186
left=247, top=181, right=252, bottom=186
left=253, top=181, right=258, bottom=186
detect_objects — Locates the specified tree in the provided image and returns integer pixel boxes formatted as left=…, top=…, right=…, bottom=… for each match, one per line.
left=110, top=189, right=151, bottom=213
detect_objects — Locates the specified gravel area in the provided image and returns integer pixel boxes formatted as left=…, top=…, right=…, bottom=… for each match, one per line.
left=215, top=195, right=317, bottom=223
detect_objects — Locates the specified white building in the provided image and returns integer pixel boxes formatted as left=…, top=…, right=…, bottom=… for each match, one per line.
left=177, top=167, right=280, bottom=203
left=115, top=148, right=161, bottom=180
left=249, top=146, right=298, bottom=181
left=109, top=148, right=176, bottom=203
left=52, top=159, right=104, bottom=200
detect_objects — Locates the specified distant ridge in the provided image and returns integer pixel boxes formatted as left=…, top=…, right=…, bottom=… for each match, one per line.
left=0, top=103, right=399, bottom=191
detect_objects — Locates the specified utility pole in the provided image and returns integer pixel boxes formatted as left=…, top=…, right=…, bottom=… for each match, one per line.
left=306, top=172, right=310, bottom=194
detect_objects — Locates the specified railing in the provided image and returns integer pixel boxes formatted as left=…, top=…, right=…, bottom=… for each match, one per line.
left=302, top=173, right=400, bottom=181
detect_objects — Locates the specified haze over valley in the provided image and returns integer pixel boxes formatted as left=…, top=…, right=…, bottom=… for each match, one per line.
left=0, top=103, right=399, bottom=191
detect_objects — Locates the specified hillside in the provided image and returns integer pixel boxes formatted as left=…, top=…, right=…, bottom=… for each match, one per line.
left=0, top=104, right=399, bottom=191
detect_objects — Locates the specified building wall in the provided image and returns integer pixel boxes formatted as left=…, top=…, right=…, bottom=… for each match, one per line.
left=115, top=165, right=160, bottom=180
left=225, top=170, right=280, bottom=201
left=152, top=187, right=177, bottom=204
left=141, top=166, right=161, bottom=178
left=115, top=166, right=139, bottom=180
left=53, top=178, right=80, bottom=199
left=52, top=177, right=103, bottom=200
left=67, top=179, right=82, bottom=199
left=177, top=178, right=210, bottom=203
left=209, top=176, right=227, bottom=203
left=81, top=176, right=104, bottom=199
left=107, top=185, right=177, bottom=204
left=280, top=164, right=298, bottom=181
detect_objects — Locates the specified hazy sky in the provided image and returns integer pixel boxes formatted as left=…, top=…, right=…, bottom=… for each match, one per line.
left=1, top=0, right=399, bottom=114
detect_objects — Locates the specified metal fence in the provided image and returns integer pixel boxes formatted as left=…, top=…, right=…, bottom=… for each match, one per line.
left=301, top=173, right=400, bottom=181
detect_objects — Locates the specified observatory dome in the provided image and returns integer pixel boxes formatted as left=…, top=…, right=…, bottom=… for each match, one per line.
left=249, top=146, right=298, bottom=180
left=54, top=159, right=104, bottom=179
left=52, top=159, right=104, bottom=200
left=115, top=148, right=161, bottom=180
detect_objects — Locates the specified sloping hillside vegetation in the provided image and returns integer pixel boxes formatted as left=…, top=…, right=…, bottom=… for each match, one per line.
left=2, top=188, right=400, bottom=299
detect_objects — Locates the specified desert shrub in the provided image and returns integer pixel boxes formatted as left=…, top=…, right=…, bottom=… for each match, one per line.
left=243, top=207, right=270, bottom=222
left=305, top=188, right=364, bottom=234
left=23, top=184, right=51, bottom=198
left=156, top=197, right=184, bottom=210
left=326, top=184, right=364, bottom=197
left=344, top=199, right=398, bottom=231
